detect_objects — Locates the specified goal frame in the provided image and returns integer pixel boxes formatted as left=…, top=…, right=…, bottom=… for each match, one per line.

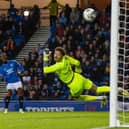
left=110, top=0, right=119, bottom=127
left=110, top=0, right=129, bottom=127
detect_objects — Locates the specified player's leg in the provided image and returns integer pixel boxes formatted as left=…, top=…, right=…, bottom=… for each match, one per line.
left=80, top=73, right=129, bottom=96
left=82, top=77, right=129, bottom=102
left=17, top=87, right=24, bottom=113
left=90, top=84, right=129, bottom=96
left=82, top=75, right=108, bottom=94
left=90, top=85, right=110, bottom=94
left=4, top=89, right=12, bottom=113
left=68, top=73, right=107, bottom=101
left=77, top=73, right=110, bottom=94
left=74, top=94, right=107, bottom=101
left=15, top=81, right=24, bottom=113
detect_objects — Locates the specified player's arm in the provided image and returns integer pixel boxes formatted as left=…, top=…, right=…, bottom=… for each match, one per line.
left=66, top=55, right=80, bottom=66
left=44, top=63, right=63, bottom=74
left=43, top=48, right=52, bottom=66
left=66, top=55, right=82, bottom=73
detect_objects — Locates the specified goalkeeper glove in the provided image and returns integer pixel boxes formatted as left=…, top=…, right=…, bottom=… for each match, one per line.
left=43, top=48, right=51, bottom=66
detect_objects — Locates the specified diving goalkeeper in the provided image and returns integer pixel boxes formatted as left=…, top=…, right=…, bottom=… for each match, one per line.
left=43, top=47, right=128, bottom=101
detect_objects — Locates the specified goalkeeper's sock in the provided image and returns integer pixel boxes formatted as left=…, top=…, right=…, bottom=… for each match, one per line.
left=76, top=95, right=107, bottom=101
left=96, top=86, right=110, bottom=94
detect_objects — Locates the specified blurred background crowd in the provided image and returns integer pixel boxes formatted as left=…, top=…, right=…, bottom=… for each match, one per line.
left=0, top=1, right=111, bottom=100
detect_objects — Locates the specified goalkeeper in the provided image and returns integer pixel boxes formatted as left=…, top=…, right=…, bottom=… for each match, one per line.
left=43, top=47, right=128, bottom=101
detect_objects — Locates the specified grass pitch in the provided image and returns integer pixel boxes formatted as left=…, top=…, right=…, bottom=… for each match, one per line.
left=0, top=111, right=127, bottom=129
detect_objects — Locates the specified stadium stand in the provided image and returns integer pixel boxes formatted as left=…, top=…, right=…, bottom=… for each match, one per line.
left=0, top=4, right=41, bottom=99
left=0, top=3, right=111, bottom=101
left=20, top=4, right=110, bottom=100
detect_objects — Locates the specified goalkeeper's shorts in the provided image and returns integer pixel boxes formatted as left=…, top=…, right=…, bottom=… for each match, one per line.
left=68, top=72, right=93, bottom=97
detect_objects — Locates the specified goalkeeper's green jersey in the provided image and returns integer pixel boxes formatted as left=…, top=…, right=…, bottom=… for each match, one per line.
left=44, top=55, right=80, bottom=84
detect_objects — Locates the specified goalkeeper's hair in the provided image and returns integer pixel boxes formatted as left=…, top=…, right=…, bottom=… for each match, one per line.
left=55, top=47, right=66, bottom=56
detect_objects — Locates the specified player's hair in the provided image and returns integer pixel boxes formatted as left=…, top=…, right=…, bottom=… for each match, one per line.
left=55, top=47, right=66, bottom=56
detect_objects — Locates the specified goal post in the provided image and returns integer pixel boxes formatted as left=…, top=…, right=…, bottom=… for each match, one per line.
left=110, top=0, right=129, bottom=127
left=110, top=0, right=119, bottom=127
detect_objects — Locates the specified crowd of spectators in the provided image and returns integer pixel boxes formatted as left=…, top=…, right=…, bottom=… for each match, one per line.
left=0, top=2, right=111, bottom=100
left=48, top=4, right=111, bottom=84
left=18, top=3, right=111, bottom=100
left=19, top=44, right=70, bottom=100
left=0, top=4, right=40, bottom=60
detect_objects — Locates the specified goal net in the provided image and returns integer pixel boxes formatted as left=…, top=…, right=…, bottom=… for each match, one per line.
left=110, top=0, right=129, bottom=127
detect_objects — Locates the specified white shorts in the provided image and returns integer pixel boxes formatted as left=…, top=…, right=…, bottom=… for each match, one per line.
left=6, top=81, right=23, bottom=90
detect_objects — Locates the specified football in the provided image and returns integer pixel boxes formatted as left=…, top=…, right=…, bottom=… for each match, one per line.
left=83, top=8, right=97, bottom=22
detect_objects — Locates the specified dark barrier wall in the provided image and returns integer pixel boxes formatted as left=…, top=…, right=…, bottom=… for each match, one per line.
left=1, top=0, right=110, bottom=9
left=80, top=0, right=111, bottom=11
left=0, top=101, right=109, bottom=112
left=0, top=0, right=76, bottom=9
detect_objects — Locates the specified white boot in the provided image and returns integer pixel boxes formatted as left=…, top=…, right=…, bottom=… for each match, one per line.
left=97, top=96, right=108, bottom=108
left=4, top=108, right=8, bottom=114
left=19, top=109, right=24, bottom=114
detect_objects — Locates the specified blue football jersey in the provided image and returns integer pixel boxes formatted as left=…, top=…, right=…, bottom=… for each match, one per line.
left=0, top=60, right=24, bottom=85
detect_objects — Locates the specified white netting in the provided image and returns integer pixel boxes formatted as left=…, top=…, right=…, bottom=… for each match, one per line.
left=118, top=0, right=129, bottom=126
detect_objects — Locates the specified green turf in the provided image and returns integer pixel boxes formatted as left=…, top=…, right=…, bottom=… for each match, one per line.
left=0, top=111, right=128, bottom=129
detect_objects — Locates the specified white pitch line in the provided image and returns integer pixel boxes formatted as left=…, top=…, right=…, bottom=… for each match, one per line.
left=91, top=126, right=109, bottom=129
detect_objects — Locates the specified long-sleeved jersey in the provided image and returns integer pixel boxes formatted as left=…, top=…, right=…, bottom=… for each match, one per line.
left=44, top=55, right=80, bottom=84
left=0, top=60, right=24, bottom=85
left=45, top=1, right=64, bottom=16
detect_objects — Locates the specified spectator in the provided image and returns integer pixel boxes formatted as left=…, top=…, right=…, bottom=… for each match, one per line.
left=23, top=85, right=30, bottom=100
left=22, top=70, right=31, bottom=86
left=29, top=86, right=37, bottom=100
left=58, top=11, right=67, bottom=27
left=56, top=22, right=64, bottom=39
left=32, top=4, right=40, bottom=27
left=5, top=36, right=15, bottom=58
left=43, top=0, right=64, bottom=26
left=64, top=4, right=72, bottom=24
left=41, top=83, right=49, bottom=99
left=19, top=4, right=113, bottom=100
left=8, top=4, right=18, bottom=20
left=70, top=8, right=80, bottom=25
